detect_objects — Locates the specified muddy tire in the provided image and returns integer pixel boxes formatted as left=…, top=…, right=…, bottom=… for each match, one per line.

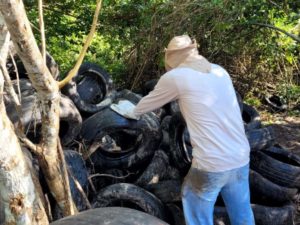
left=92, top=183, right=168, bottom=221
left=144, top=180, right=182, bottom=203
left=166, top=203, right=186, bottom=225
left=116, top=89, right=166, bottom=121
left=169, top=112, right=192, bottom=172
left=62, top=62, right=116, bottom=113
left=135, top=150, right=170, bottom=187
left=250, top=146, right=300, bottom=188
left=246, top=126, right=275, bottom=151
left=250, top=170, right=298, bottom=204
left=214, top=204, right=295, bottom=225
left=242, top=103, right=261, bottom=131
left=5, top=88, right=82, bottom=146
left=50, top=207, right=169, bottom=225
left=7, top=52, right=59, bottom=80
left=81, top=107, right=161, bottom=169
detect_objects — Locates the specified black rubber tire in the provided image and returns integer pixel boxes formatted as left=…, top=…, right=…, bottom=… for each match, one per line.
left=143, top=79, right=158, bottom=96
left=52, top=150, right=89, bottom=220
left=214, top=204, right=295, bottom=225
left=250, top=169, right=298, bottom=204
left=50, top=207, right=169, bottom=225
left=242, top=103, right=261, bottom=131
left=250, top=146, right=300, bottom=188
left=235, top=91, right=243, bottom=114
left=81, top=107, right=161, bottom=169
left=7, top=52, right=59, bottom=80
left=5, top=88, right=82, bottom=146
left=168, top=112, right=192, bottom=172
left=115, top=89, right=142, bottom=104
left=163, top=166, right=182, bottom=180
left=165, top=203, right=186, bottom=225
left=92, top=183, right=168, bottom=221
left=264, top=94, right=287, bottom=112
left=135, top=149, right=170, bottom=187
left=61, top=62, right=116, bottom=113
left=159, top=116, right=171, bottom=151
left=246, top=126, right=275, bottom=151
left=144, top=180, right=182, bottom=204
left=115, top=89, right=166, bottom=121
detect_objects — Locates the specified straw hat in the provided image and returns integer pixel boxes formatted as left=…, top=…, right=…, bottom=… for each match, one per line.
left=164, top=35, right=211, bottom=73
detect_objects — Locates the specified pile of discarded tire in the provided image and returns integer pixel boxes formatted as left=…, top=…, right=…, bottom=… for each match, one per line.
left=5, top=61, right=299, bottom=225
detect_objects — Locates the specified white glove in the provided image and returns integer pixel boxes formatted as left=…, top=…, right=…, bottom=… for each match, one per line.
left=110, top=100, right=140, bottom=120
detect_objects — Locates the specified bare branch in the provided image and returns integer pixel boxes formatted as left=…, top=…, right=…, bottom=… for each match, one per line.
left=38, top=0, right=46, bottom=63
left=68, top=170, right=92, bottom=209
left=58, top=0, right=103, bottom=89
left=57, top=139, right=77, bottom=215
left=250, top=22, right=300, bottom=43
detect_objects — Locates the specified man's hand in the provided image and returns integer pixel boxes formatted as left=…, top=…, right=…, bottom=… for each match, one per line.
left=110, top=100, right=140, bottom=120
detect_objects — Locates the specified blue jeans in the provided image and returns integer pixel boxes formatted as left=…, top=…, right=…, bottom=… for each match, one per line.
left=182, top=164, right=255, bottom=225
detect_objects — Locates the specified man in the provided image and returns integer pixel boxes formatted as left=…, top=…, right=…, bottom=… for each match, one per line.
left=112, top=35, right=254, bottom=225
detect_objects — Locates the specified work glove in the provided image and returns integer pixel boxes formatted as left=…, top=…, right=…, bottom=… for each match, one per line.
left=110, top=100, right=140, bottom=120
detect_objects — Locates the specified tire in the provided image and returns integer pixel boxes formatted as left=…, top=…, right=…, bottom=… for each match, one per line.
left=135, top=149, right=170, bottom=187
left=143, top=79, right=158, bottom=96
left=214, top=204, right=295, bottom=225
left=92, top=183, right=168, bottom=221
left=246, top=126, right=275, bottom=151
left=50, top=207, right=169, bottom=225
left=235, top=91, right=243, bottom=114
left=144, top=180, right=182, bottom=203
left=165, top=203, right=186, bottom=225
left=250, top=170, right=298, bottom=204
left=242, top=103, right=261, bottom=131
left=159, top=115, right=172, bottom=151
left=7, top=52, right=59, bottom=80
left=81, top=107, right=161, bottom=169
left=250, top=146, right=300, bottom=188
left=168, top=112, right=192, bottom=172
left=52, top=150, right=89, bottom=220
left=115, top=89, right=142, bottom=104
left=264, top=94, right=287, bottom=112
left=5, top=88, right=82, bottom=146
left=62, top=62, right=116, bottom=113
left=115, top=89, right=166, bottom=121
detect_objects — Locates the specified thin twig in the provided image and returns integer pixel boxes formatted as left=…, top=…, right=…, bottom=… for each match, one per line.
left=38, top=0, right=46, bottom=63
left=57, top=139, right=77, bottom=215
left=18, top=133, right=42, bottom=155
left=249, top=22, right=300, bottom=43
left=68, top=169, right=92, bottom=209
left=89, top=172, right=135, bottom=180
left=9, top=51, right=21, bottom=102
left=44, top=194, right=53, bottom=222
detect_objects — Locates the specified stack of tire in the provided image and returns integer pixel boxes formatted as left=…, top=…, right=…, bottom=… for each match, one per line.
left=5, top=60, right=299, bottom=225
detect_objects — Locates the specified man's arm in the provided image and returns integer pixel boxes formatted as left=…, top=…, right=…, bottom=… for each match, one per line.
left=134, top=73, right=179, bottom=117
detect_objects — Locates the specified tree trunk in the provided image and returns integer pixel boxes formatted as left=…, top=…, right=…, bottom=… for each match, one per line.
left=0, top=13, right=48, bottom=225
left=0, top=0, right=75, bottom=216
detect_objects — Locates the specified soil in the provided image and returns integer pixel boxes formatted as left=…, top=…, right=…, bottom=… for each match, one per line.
left=260, top=112, right=300, bottom=154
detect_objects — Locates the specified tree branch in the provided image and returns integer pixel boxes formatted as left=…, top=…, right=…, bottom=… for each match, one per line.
left=249, top=22, right=300, bottom=43
left=38, top=0, right=46, bottom=63
left=58, top=0, right=103, bottom=89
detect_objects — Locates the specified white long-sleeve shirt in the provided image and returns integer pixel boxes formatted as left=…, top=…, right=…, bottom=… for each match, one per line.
left=134, top=64, right=250, bottom=172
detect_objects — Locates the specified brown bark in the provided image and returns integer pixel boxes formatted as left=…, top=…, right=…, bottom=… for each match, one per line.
left=0, top=13, right=48, bottom=225
left=0, top=0, right=75, bottom=216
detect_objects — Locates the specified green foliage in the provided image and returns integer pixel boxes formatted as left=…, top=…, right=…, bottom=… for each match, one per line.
left=24, top=0, right=300, bottom=107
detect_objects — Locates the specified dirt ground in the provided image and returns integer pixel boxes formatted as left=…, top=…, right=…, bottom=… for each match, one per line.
left=260, top=113, right=300, bottom=154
